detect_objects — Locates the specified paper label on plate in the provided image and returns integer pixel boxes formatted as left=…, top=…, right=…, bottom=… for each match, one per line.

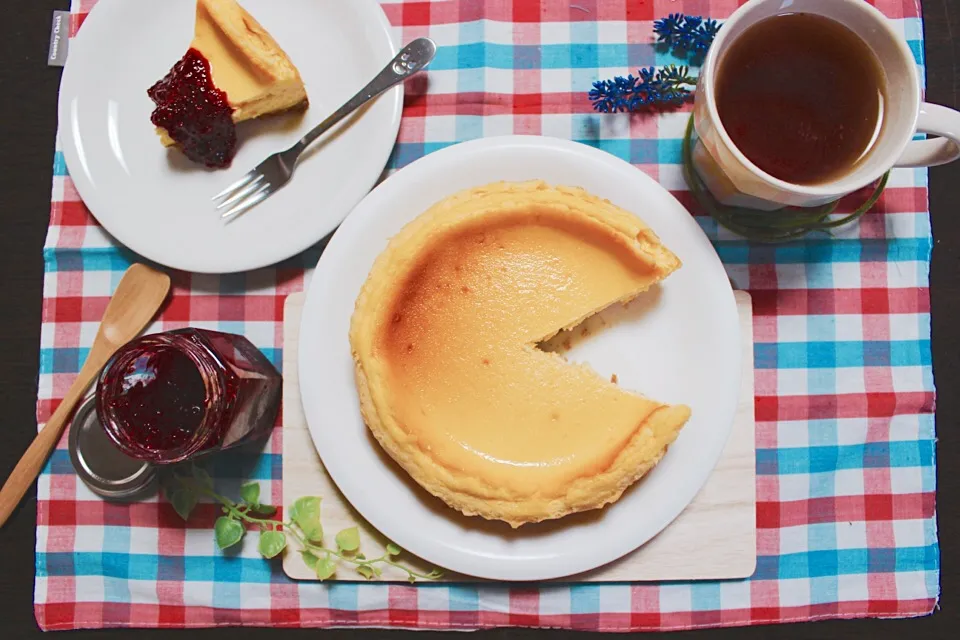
left=48, top=11, right=69, bottom=67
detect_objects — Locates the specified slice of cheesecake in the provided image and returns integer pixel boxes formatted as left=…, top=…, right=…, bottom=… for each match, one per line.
left=148, top=0, right=309, bottom=167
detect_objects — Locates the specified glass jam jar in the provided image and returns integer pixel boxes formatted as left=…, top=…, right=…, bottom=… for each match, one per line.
left=96, top=328, right=281, bottom=464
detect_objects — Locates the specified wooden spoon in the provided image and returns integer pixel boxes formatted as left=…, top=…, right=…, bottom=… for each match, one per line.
left=0, top=263, right=170, bottom=526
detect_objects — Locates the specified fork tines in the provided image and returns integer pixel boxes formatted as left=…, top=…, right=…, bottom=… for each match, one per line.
left=213, top=171, right=273, bottom=222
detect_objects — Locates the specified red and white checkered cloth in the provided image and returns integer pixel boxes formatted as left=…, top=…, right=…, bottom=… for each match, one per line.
left=35, top=0, right=937, bottom=631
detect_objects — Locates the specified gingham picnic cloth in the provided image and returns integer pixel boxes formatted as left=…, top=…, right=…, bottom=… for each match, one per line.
left=34, top=0, right=938, bottom=631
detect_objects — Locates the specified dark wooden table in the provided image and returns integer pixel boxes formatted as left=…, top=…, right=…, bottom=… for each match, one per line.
left=1, top=1, right=956, bottom=637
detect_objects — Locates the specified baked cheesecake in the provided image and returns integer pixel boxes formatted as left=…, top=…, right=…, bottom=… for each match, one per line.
left=350, top=181, right=692, bottom=528
left=148, top=0, right=308, bottom=168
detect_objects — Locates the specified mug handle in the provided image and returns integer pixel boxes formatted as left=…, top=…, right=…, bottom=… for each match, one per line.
left=895, top=102, right=960, bottom=168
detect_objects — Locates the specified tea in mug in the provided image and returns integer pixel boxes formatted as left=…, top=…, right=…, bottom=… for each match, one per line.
left=715, top=13, right=886, bottom=185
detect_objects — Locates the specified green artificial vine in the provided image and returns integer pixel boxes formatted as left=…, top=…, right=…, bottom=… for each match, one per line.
left=164, top=466, right=442, bottom=583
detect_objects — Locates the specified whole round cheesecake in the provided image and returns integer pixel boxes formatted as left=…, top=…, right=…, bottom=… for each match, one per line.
left=350, top=181, right=692, bottom=528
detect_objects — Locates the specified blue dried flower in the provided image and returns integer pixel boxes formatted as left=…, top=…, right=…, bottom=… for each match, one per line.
left=653, top=14, right=720, bottom=54
left=588, top=65, right=697, bottom=112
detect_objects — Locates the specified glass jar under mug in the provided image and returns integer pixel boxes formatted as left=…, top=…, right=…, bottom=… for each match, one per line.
left=96, top=329, right=281, bottom=464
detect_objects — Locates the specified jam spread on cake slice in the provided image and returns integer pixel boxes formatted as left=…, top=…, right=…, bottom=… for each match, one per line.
left=148, top=48, right=238, bottom=168
left=148, top=1, right=309, bottom=167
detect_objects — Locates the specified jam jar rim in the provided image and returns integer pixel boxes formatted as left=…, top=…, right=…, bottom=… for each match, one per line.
left=96, top=331, right=229, bottom=464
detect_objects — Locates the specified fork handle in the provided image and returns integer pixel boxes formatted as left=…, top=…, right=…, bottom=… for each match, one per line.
left=293, top=38, right=437, bottom=155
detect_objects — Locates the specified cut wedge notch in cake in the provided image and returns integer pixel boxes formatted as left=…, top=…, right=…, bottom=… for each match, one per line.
left=148, top=0, right=308, bottom=168
left=350, top=181, right=692, bottom=528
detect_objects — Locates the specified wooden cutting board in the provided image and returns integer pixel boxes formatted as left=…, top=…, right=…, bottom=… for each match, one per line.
left=281, top=291, right=756, bottom=582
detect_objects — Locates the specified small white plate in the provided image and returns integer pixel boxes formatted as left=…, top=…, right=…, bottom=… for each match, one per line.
left=299, top=136, right=741, bottom=581
left=58, top=0, right=401, bottom=273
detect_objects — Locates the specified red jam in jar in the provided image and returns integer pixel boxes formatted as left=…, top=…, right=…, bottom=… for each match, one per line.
left=96, top=329, right=281, bottom=464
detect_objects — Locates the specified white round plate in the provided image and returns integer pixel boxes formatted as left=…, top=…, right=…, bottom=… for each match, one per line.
left=299, top=136, right=740, bottom=581
left=58, top=0, right=400, bottom=273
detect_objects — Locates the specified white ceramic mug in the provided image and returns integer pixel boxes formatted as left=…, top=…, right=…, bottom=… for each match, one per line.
left=693, top=0, right=960, bottom=210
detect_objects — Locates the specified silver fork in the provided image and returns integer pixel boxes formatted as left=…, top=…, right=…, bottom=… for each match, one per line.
left=214, top=37, right=437, bottom=222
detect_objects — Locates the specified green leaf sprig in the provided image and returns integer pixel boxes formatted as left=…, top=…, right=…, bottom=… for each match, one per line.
left=163, top=468, right=442, bottom=583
